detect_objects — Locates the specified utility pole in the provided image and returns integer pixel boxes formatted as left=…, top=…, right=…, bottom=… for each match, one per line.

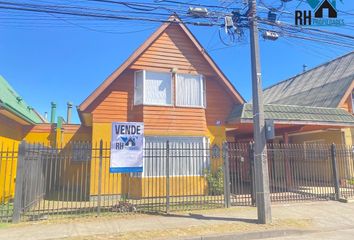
left=248, top=0, right=271, bottom=224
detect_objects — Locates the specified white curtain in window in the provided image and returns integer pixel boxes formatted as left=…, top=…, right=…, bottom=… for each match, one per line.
left=144, top=71, right=172, bottom=105
left=134, top=71, right=144, bottom=105
left=140, top=136, right=210, bottom=177
left=176, top=74, right=203, bottom=107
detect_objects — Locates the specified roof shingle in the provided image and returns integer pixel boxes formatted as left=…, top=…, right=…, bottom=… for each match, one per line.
left=263, top=51, right=354, bottom=108
left=228, top=103, right=354, bottom=126
left=0, top=75, right=42, bottom=124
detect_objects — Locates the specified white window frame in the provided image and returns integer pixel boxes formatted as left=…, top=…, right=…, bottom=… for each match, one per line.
left=175, top=73, right=206, bottom=108
left=134, top=70, right=173, bottom=107
left=134, top=70, right=144, bottom=105
left=132, top=136, right=210, bottom=178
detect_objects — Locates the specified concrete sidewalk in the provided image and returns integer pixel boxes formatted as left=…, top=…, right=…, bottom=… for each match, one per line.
left=0, top=201, right=353, bottom=240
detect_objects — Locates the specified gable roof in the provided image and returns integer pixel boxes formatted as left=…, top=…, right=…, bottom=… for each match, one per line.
left=228, top=103, right=354, bottom=127
left=79, top=15, right=244, bottom=112
left=0, top=75, right=43, bottom=124
left=263, top=51, right=354, bottom=108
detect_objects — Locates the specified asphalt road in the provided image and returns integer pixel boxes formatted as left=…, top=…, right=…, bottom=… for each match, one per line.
left=265, top=227, right=354, bottom=240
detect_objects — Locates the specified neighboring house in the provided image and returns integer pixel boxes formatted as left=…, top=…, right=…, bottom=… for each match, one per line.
left=77, top=15, right=244, bottom=197
left=226, top=51, right=354, bottom=145
left=263, top=51, right=354, bottom=145
left=0, top=75, right=44, bottom=144
left=0, top=75, right=44, bottom=201
left=0, top=75, right=91, bottom=202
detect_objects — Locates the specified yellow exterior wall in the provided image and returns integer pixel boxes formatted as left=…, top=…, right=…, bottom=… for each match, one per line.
left=91, top=123, right=121, bottom=196
left=24, top=131, right=55, bottom=146
left=0, top=138, right=18, bottom=203
left=0, top=117, right=22, bottom=202
left=341, top=128, right=353, bottom=145
left=207, top=126, right=226, bottom=171
left=89, top=123, right=226, bottom=198
left=289, top=130, right=344, bottom=144
left=2, top=124, right=92, bottom=202
left=128, top=176, right=207, bottom=199
left=289, top=129, right=354, bottom=181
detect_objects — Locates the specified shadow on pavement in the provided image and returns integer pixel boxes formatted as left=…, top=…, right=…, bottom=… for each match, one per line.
left=164, top=213, right=258, bottom=224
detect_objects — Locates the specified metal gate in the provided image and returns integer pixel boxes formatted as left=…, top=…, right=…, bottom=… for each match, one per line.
left=227, top=142, right=354, bottom=205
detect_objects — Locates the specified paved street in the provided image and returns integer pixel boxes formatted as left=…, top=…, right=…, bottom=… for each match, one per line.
left=266, top=227, right=354, bottom=240
left=0, top=201, right=353, bottom=240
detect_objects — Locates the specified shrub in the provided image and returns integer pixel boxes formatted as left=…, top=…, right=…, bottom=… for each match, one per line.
left=204, top=166, right=224, bottom=196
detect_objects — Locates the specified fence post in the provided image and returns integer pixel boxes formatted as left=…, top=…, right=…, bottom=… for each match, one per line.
left=331, top=143, right=341, bottom=201
left=165, top=141, right=170, bottom=214
left=249, top=142, right=256, bottom=206
left=97, top=140, right=103, bottom=216
left=222, top=142, right=231, bottom=208
left=12, top=141, right=26, bottom=223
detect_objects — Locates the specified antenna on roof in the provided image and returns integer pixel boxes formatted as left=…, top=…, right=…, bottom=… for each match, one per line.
left=303, top=64, right=308, bottom=73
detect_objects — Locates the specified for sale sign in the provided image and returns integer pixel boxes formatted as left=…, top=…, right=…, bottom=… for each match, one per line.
left=110, top=122, right=144, bottom=173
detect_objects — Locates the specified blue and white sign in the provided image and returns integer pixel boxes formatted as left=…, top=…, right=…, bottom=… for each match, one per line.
left=110, top=122, right=144, bottom=173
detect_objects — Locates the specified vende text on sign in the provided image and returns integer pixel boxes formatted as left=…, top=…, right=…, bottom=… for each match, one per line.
left=110, top=122, right=144, bottom=173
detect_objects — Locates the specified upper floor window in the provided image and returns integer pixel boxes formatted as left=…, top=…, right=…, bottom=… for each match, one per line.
left=134, top=70, right=205, bottom=108
left=134, top=70, right=172, bottom=106
left=176, top=73, right=205, bottom=108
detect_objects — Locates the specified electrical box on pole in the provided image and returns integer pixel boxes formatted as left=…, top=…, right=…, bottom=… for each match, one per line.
left=268, top=11, right=277, bottom=22
left=265, top=119, right=275, bottom=140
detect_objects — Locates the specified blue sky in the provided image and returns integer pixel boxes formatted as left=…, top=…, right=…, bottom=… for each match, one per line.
left=0, top=0, right=353, bottom=123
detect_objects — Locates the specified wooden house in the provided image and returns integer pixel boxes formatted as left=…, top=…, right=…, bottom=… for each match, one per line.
left=77, top=15, right=245, bottom=197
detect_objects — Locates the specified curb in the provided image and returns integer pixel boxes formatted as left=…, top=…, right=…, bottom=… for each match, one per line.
left=339, top=198, right=354, bottom=203
left=184, top=229, right=316, bottom=240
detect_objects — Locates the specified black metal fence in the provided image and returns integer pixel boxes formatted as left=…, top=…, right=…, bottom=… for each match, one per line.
left=8, top=140, right=227, bottom=223
left=336, top=145, right=354, bottom=199
left=267, top=144, right=336, bottom=202
left=227, top=143, right=354, bottom=205
left=1, top=140, right=354, bottom=223
left=0, top=143, right=17, bottom=223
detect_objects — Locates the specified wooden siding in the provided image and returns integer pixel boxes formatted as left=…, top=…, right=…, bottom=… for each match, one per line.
left=0, top=114, right=24, bottom=142
left=90, top=24, right=239, bottom=135
left=143, top=106, right=207, bottom=134
left=91, top=70, right=143, bottom=123
left=205, top=77, right=235, bottom=126
left=340, top=94, right=353, bottom=113
left=131, top=25, right=214, bottom=76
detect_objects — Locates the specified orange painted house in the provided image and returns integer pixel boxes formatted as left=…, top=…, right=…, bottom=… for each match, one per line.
left=76, top=15, right=245, bottom=197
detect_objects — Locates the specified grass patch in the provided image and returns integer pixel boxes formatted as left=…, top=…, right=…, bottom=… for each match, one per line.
left=348, top=179, right=354, bottom=185
left=0, top=202, right=14, bottom=214
left=0, top=223, right=9, bottom=229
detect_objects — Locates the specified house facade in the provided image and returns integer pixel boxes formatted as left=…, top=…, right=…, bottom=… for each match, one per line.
left=77, top=16, right=244, bottom=197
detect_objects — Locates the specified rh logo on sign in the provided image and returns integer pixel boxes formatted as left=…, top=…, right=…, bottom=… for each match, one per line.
left=295, top=0, right=345, bottom=26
